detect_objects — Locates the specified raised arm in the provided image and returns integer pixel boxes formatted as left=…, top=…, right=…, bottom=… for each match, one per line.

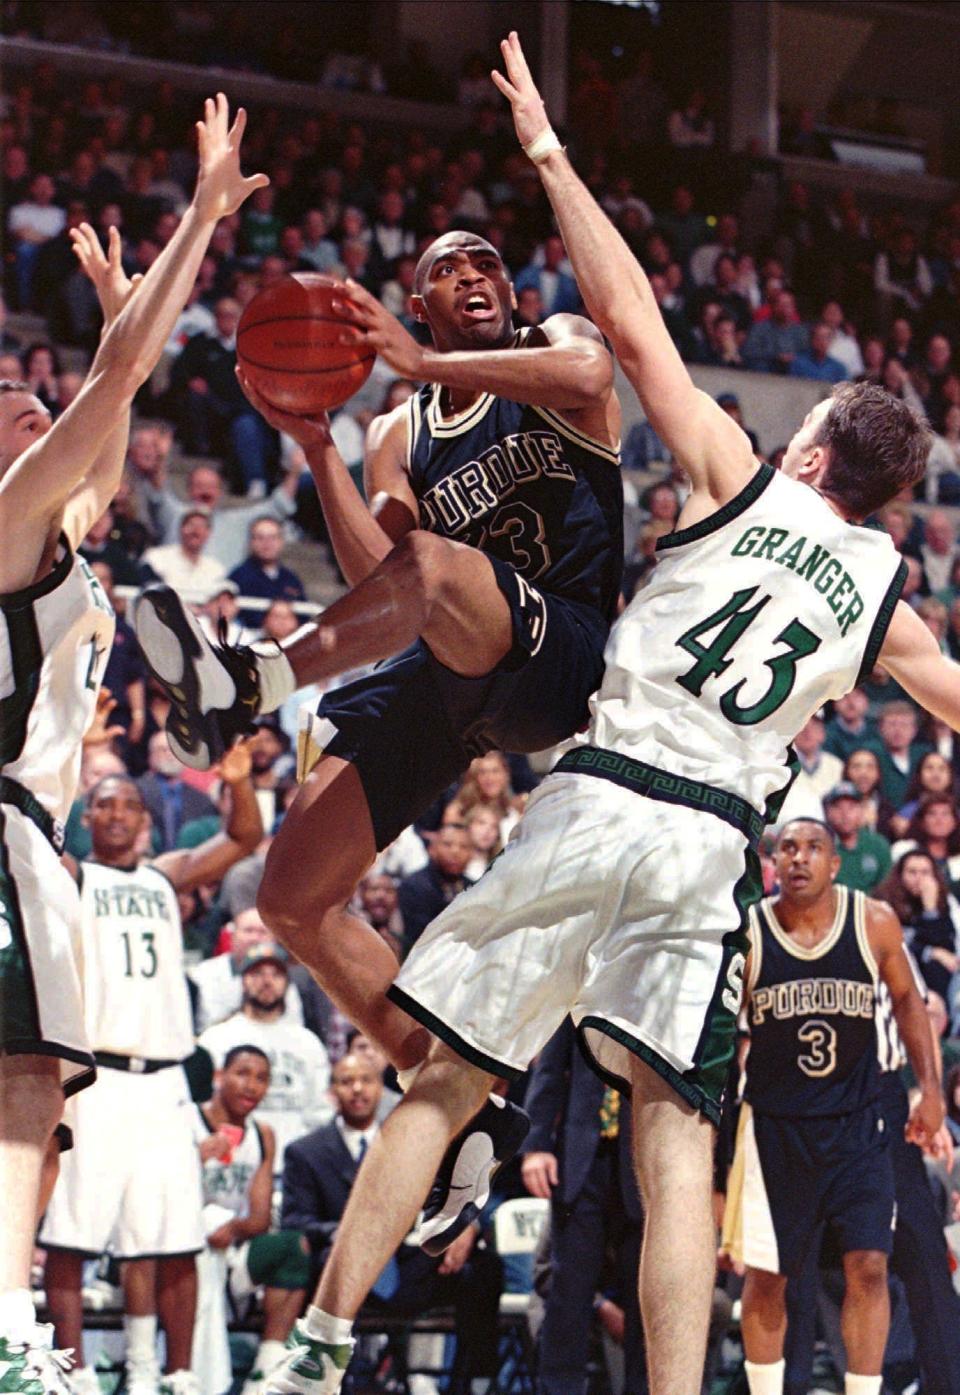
left=62, top=225, right=142, bottom=547
left=491, top=32, right=753, bottom=506
left=879, top=600, right=960, bottom=731
left=152, top=738, right=262, bottom=894
left=0, top=95, right=267, bottom=585
left=867, top=898, right=944, bottom=1148
left=336, top=282, right=618, bottom=437
left=236, top=371, right=418, bottom=587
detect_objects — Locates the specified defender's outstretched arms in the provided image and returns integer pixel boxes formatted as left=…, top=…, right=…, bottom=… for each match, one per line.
left=0, top=94, right=267, bottom=592
left=492, top=31, right=755, bottom=517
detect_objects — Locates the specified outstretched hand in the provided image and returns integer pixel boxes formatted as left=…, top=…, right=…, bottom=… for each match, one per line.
left=70, top=224, right=142, bottom=330
left=235, top=366, right=333, bottom=450
left=490, top=31, right=552, bottom=150
left=333, top=280, right=423, bottom=378
left=193, top=93, right=269, bottom=224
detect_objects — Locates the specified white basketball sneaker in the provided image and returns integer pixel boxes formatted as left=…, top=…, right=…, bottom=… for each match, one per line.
left=265, top=1321, right=354, bottom=1395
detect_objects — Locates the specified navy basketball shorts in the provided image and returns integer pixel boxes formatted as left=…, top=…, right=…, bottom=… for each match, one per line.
left=725, top=1099, right=896, bottom=1278
left=296, top=557, right=608, bottom=849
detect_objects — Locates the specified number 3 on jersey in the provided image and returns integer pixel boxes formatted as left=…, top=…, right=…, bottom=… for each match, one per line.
left=675, top=587, right=821, bottom=725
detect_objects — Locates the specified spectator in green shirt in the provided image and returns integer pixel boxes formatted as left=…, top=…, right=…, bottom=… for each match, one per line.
left=824, top=781, right=893, bottom=892
left=824, top=688, right=877, bottom=764
left=869, top=701, right=932, bottom=807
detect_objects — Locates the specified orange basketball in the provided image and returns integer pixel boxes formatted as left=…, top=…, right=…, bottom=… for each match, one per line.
left=236, top=273, right=375, bottom=414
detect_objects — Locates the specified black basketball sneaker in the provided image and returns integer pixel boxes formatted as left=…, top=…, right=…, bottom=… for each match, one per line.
left=419, top=1095, right=531, bottom=1256
left=135, top=584, right=262, bottom=769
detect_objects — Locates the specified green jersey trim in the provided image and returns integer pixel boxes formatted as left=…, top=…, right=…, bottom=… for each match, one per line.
left=656, top=463, right=775, bottom=553
left=856, top=557, right=908, bottom=685
left=555, top=745, right=766, bottom=847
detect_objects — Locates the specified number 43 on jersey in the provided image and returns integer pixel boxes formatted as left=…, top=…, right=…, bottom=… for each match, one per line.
left=675, top=587, right=821, bottom=726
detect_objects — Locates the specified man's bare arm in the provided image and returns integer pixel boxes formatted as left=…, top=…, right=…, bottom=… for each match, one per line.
left=0, top=95, right=267, bottom=585
left=867, top=898, right=944, bottom=1146
left=337, top=282, right=617, bottom=425
left=237, top=371, right=417, bottom=588
left=63, top=226, right=142, bottom=546
left=879, top=600, right=960, bottom=731
left=491, top=31, right=753, bottom=506
left=152, top=740, right=262, bottom=894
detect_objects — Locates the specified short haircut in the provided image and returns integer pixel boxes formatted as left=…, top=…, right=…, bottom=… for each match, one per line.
left=776, top=817, right=837, bottom=852
left=223, top=1043, right=271, bottom=1070
left=85, top=773, right=143, bottom=810
left=413, top=232, right=501, bottom=295
left=815, top=381, right=931, bottom=519
left=879, top=700, right=917, bottom=724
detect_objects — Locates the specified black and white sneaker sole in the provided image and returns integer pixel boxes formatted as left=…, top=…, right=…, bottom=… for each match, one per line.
left=135, top=585, right=237, bottom=771
left=418, top=1097, right=530, bottom=1257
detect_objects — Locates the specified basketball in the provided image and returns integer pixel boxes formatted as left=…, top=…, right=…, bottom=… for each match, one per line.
left=236, top=273, right=376, bottom=415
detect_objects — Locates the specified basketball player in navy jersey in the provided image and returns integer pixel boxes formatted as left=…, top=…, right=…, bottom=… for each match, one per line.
left=0, top=95, right=266, bottom=1389
left=136, top=230, right=623, bottom=1219
left=723, top=819, right=944, bottom=1395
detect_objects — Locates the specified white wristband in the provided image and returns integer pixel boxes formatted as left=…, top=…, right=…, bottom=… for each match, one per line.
left=523, top=127, right=562, bottom=165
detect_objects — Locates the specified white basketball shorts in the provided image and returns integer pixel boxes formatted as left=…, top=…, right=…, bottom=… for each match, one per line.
left=0, top=804, right=94, bottom=1095
left=40, top=1064, right=205, bottom=1258
left=390, top=767, right=760, bottom=1123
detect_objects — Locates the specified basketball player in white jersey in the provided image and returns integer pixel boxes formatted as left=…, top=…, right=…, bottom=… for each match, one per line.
left=192, top=1046, right=310, bottom=1395
left=0, top=94, right=267, bottom=1390
left=261, top=38, right=960, bottom=1395
left=42, top=744, right=260, bottom=1395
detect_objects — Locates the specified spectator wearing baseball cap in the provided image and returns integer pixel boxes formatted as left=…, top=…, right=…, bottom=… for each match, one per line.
left=823, top=781, right=893, bottom=892
left=199, top=938, right=332, bottom=1171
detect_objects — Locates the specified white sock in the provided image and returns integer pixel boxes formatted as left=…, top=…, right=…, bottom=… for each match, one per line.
left=251, top=643, right=296, bottom=714
left=396, top=1063, right=423, bottom=1094
left=303, top=1306, right=354, bottom=1348
left=123, top=1314, right=158, bottom=1374
left=845, top=1375, right=882, bottom=1395
left=0, top=1288, right=36, bottom=1344
left=744, top=1358, right=785, bottom=1395
left=255, top=1339, right=287, bottom=1373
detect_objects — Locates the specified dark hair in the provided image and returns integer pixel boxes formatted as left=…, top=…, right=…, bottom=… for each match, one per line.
left=876, top=849, right=948, bottom=922
left=843, top=747, right=881, bottom=793
left=85, top=773, right=141, bottom=809
left=905, top=792, right=960, bottom=855
left=24, top=341, right=61, bottom=375
left=776, top=817, right=836, bottom=852
left=903, top=752, right=958, bottom=807
left=816, top=381, right=931, bottom=519
left=223, top=1043, right=271, bottom=1070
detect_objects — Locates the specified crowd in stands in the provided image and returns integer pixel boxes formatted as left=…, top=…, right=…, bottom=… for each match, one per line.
left=5, top=22, right=960, bottom=1395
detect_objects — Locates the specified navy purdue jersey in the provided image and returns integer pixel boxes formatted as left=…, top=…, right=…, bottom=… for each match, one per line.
left=745, top=886, right=880, bottom=1116
left=406, top=349, right=623, bottom=628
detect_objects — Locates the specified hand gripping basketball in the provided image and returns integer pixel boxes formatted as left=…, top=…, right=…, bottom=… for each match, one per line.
left=236, top=273, right=375, bottom=415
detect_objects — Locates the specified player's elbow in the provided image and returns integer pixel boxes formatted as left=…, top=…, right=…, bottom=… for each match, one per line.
left=571, top=342, right=614, bottom=402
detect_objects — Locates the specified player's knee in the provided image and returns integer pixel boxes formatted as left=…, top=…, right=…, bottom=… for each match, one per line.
left=394, top=529, right=455, bottom=606
left=845, top=1249, right=887, bottom=1295
left=744, top=1266, right=787, bottom=1308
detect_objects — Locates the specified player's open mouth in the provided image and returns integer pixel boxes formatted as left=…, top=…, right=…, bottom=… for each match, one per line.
left=460, top=293, right=497, bottom=322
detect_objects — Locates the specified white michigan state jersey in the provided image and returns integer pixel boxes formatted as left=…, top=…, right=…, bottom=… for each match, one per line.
left=192, top=1105, right=264, bottom=1220
left=1, top=540, right=114, bottom=821
left=78, top=859, right=194, bottom=1059
left=585, top=464, right=906, bottom=816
